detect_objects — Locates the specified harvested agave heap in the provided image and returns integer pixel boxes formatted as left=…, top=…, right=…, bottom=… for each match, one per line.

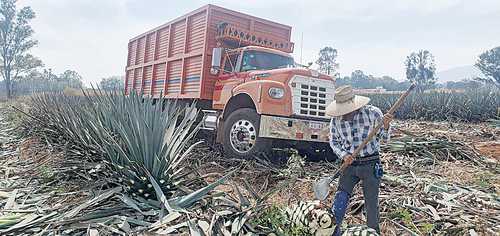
left=30, top=90, right=200, bottom=199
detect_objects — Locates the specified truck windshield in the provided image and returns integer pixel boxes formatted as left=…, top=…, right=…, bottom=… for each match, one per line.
left=241, top=50, right=294, bottom=72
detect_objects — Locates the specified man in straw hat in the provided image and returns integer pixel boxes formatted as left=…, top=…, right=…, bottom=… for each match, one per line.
left=326, top=85, right=393, bottom=235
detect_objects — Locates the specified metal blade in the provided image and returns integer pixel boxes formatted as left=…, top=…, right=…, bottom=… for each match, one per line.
left=313, top=175, right=335, bottom=201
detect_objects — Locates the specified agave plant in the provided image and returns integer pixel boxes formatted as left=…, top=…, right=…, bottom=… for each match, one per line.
left=27, top=89, right=202, bottom=200
left=85, top=90, right=201, bottom=199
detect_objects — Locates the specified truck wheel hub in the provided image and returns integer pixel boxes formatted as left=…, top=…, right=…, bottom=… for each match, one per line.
left=230, top=119, right=256, bottom=153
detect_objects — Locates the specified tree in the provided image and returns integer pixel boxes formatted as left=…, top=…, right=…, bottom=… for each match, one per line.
left=351, top=70, right=369, bottom=81
left=405, top=50, right=437, bottom=92
left=0, top=0, right=38, bottom=98
left=475, top=46, right=500, bottom=88
left=35, top=68, right=57, bottom=91
left=99, top=76, right=124, bottom=91
left=445, top=79, right=483, bottom=90
left=335, top=70, right=409, bottom=91
left=315, top=46, right=338, bottom=75
left=58, top=70, right=83, bottom=89
left=11, top=54, right=42, bottom=79
left=9, top=53, right=42, bottom=94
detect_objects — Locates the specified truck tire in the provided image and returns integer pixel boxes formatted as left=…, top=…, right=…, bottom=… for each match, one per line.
left=223, top=108, right=269, bottom=158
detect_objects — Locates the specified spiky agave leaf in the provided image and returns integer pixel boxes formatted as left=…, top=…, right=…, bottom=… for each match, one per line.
left=170, top=172, right=232, bottom=209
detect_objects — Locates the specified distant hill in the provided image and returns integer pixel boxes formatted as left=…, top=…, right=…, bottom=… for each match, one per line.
left=436, top=65, right=484, bottom=83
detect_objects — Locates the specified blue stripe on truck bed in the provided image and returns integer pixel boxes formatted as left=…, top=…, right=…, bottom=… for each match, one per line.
left=149, top=76, right=200, bottom=86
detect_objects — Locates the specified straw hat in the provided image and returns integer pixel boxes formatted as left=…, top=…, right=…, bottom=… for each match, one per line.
left=326, top=85, right=370, bottom=117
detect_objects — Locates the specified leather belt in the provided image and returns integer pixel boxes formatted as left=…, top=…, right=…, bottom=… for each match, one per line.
left=351, top=153, right=380, bottom=166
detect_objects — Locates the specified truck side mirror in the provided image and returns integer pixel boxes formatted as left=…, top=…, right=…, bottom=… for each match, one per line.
left=210, top=48, right=223, bottom=75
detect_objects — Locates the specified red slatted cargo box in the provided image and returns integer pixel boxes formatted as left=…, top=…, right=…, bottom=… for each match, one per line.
left=125, top=4, right=292, bottom=100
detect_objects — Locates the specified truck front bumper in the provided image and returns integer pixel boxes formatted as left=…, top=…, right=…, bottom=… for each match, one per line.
left=259, top=115, right=330, bottom=143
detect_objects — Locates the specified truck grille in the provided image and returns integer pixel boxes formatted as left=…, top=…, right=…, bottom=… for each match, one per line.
left=289, top=75, right=335, bottom=119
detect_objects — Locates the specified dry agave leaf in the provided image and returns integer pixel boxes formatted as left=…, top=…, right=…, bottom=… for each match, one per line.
left=87, top=228, right=99, bottom=236
left=0, top=191, right=12, bottom=199
left=117, top=220, right=131, bottom=234
left=148, top=211, right=181, bottom=231
left=198, top=220, right=210, bottom=235
left=188, top=219, right=204, bottom=236
left=4, top=189, right=18, bottom=210
left=234, top=185, right=250, bottom=208
left=0, top=211, right=57, bottom=234
left=221, top=226, right=231, bottom=236
left=424, top=205, right=441, bottom=221
left=155, top=221, right=188, bottom=234
left=231, top=213, right=250, bottom=235
left=62, top=187, right=121, bottom=219
left=33, top=224, right=51, bottom=236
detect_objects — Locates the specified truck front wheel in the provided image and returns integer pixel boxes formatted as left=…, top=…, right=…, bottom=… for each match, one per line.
left=222, top=108, right=269, bottom=158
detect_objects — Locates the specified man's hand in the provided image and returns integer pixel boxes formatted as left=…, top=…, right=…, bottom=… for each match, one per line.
left=382, top=114, right=393, bottom=130
left=343, top=154, right=354, bottom=166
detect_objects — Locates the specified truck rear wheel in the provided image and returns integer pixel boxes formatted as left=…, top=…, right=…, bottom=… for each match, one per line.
left=223, top=108, right=269, bottom=158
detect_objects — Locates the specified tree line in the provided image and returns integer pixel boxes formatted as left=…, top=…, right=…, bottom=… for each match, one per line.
left=0, top=0, right=123, bottom=98
left=316, top=46, right=500, bottom=91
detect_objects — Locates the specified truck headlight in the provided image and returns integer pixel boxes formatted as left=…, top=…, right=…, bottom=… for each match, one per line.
left=268, top=87, right=284, bottom=99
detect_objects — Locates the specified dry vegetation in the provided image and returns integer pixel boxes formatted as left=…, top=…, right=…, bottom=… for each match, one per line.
left=0, top=94, right=499, bottom=235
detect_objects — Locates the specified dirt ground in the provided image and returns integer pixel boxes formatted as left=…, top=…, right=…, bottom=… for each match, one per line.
left=196, top=120, right=500, bottom=235
left=1, top=101, right=499, bottom=235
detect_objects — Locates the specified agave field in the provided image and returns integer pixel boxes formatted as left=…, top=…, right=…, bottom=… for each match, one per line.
left=0, top=90, right=499, bottom=235
left=367, top=89, right=499, bottom=122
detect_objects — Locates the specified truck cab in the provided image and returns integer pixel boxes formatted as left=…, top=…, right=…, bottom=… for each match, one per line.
left=208, top=45, right=335, bottom=158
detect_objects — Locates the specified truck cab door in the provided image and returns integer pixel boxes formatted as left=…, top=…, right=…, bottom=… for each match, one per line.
left=213, top=52, right=245, bottom=108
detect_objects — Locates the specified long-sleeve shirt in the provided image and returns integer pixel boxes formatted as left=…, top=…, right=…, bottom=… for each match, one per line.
left=329, top=105, right=391, bottom=160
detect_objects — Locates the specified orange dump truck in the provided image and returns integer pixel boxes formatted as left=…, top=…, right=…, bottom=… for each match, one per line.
left=125, top=4, right=335, bottom=159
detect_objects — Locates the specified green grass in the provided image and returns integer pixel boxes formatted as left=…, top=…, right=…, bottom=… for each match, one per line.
left=390, top=208, right=438, bottom=234
left=389, top=208, right=417, bottom=232
left=474, top=172, right=494, bottom=189
left=251, top=205, right=312, bottom=236
left=38, top=165, right=55, bottom=183
left=418, top=222, right=435, bottom=235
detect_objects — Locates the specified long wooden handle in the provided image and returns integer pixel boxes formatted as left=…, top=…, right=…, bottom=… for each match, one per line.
left=351, top=83, right=415, bottom=158
left=387, top=84, right=416, bottom=114
left=336, top=84, right=416, bottom=173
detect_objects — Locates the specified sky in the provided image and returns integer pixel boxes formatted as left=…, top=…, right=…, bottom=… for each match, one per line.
left=17, top=0, right=500, bottom=84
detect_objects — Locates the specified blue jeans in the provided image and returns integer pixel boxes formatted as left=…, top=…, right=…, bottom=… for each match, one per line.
left=332, top=160, right=381, bottom=234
